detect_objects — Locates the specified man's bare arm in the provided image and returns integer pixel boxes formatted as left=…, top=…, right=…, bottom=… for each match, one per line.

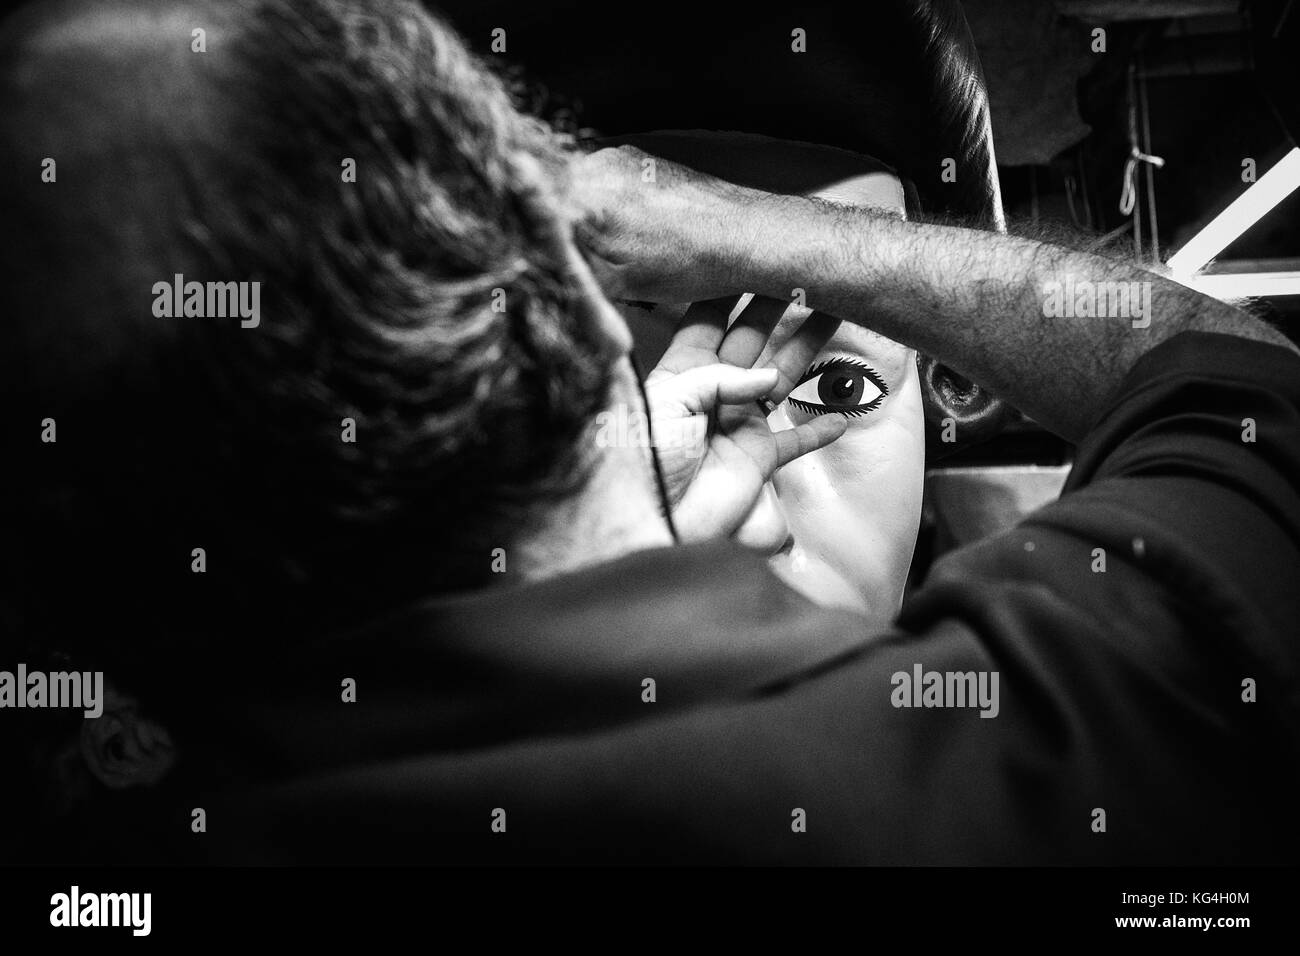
left=575, top=147, right=1297, bottom=442
left=737, top=197, right=1295, bottom=440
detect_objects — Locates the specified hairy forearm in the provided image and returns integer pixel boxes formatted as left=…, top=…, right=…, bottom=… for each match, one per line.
left=726, top=194, right=1297, bottom=441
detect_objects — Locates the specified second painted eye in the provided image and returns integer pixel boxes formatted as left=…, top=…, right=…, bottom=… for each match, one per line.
left=787, top=359, right=888, bottom=418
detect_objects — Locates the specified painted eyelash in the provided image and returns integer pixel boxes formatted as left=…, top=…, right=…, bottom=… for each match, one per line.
left=788, top=396, right=885, bottom=418
left=787, top=357, right=890, bottom=418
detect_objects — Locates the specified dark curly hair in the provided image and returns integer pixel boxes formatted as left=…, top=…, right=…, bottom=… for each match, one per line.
left=0, top=0, right=611, bottom=721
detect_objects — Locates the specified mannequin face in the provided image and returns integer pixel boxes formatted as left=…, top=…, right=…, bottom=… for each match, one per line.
left=754, top=171, right=925, bottom=621
left=620, top=158, right=925, bottom=625
left=759, top=311, right=924, bottom=622
left=760, top=170, right=924, bottom=623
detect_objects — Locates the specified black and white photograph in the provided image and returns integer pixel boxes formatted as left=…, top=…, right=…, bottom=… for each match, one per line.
left=1, top=0, right=1296, bottom=939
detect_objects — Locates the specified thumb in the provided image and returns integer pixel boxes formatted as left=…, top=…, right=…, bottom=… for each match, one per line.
left=654, top=364, right=780, bottom=415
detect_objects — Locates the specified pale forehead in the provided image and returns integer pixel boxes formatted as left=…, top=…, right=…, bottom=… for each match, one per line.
left=751, top=303, right=912, bottom=381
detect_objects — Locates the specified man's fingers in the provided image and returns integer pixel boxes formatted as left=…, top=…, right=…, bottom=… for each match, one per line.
left=670, top=439, right=767, bottom=542
left=772, top=414, right=848, bottom=468
left=656, top=296, right=741, bottom=371
left=762, top=310, right=842, bottom=401
left=714, top=366, right=781, bottom=405
left=718, top=294, right=792, bottom=368
left=512, top=152, right=633, bottom=358
left=654, top=364, right=780, bottom=413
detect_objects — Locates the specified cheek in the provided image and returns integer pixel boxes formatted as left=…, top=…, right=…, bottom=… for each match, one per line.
left=774, top=384, right=925, bottom=606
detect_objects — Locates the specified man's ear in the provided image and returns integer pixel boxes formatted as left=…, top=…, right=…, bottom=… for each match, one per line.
left=79, top=684, right=175, bottom=791
left=917, top=355, right=1017, bottom=460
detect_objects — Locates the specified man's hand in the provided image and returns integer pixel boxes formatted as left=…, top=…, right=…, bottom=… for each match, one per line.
left=572, top=146, right=758, bottom=303
left=643, top=295, right=845, bottom=542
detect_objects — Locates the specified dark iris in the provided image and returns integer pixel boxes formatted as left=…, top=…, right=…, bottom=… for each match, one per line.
left=822, top=372, right=864, bottom=406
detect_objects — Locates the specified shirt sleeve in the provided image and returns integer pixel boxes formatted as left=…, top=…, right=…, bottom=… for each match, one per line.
left=1044, top=330, right=1300, bottom=725
left=872, top=329, right=1300, bottom=861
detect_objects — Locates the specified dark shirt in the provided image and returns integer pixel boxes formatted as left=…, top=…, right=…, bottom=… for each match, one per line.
left=187, top=331, right=1300, bottom=863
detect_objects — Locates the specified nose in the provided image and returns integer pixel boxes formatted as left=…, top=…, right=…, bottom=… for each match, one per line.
left=734, top=482, right=793, bottom=556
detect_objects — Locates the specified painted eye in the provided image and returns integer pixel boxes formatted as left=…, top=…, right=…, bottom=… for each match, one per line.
left=786, top=359, right=888, bottom=418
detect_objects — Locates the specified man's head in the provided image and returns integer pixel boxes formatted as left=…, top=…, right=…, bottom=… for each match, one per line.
left=0, top=0, right=645, bottom=708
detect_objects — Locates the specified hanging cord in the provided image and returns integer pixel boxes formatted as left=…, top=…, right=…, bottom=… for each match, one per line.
left=1086, top=220, right=1134, bottom=255
left=1119, top=60, right=1165, bottom=255
left=1076, top=148, right=1096, bottom=231
left=1065, top=172, right=1083, bottom=229
left=1138, top=56, right=1161, bottom=262
left=628, top=351, right=680, bottom=544
left=1029, top=165, right=1040, bottom=225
